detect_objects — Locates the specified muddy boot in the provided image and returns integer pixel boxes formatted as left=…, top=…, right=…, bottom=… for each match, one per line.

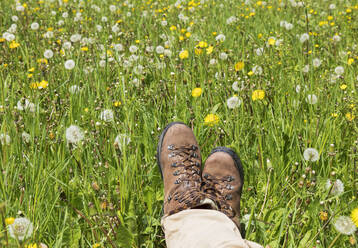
left=202, top=147, right=244, bottom=229
left=157, top=122, right=212, bottom=216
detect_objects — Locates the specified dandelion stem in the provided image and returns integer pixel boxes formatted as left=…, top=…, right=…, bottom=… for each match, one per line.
left=328, top=233, right=341, bottom=248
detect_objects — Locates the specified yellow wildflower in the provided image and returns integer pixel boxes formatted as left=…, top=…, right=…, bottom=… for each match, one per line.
left=113, top=101, right=122, bottom=107
left=191, top=88, right=202, bottom=97
left=30, top=82, right=39, bottom=89
left=234, top=62, right=244, bottom=71
left=319, top=211, right=328, bottom=221
left=5, top=217, right=14, bottom=225
left=267, top=37, right=275, bottom=46
left=38, top=80, right=48, bottom=89
left=27, top=74, right=33, bottom=78
left=26, top=244, right=38, bottom=248
left=345, top=113, right=355, bottom=121
left=0, top=38, right=5, bottom=42
left=92, top=243, right=101, bottom=248
left=351, top=208, right=358, bottom=227
left=340, top=84, right=347, bottom=90
left=195, top=48, right=202, bottom=55
left=331, top=113, right=338, bottom=118
left=170, top=25, right=177, bottom=31
left=252, top=90, right=265, bottom=101
left=185, top=32, right=191, bottom=38
left=206, top=46, right=213, bottom=54
left=28, top=67, right=35, bottom=72
left=247, top=71, right=254, bottom=76
left=348, top=58, right=354, bottom=65
left=81, top=47, right=89, bottom=51
left=179, top=50, right=189, bottom=59
left=9, top=41, right=20, bottom=49
left=198, top=41, right=208, bottom=48
left=204, top=114, right=219, bottom=126
left=37, top=58, right=48, bottom=64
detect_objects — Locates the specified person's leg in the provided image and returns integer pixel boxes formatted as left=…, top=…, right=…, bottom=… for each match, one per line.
left=158, top=124, right=262, bottom=248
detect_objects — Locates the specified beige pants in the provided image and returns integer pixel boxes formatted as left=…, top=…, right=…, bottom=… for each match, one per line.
left=161, top=209, right=263, bottom=248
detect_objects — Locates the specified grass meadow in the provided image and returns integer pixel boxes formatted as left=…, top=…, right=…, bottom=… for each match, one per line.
left=0, top=0, right=358, bottom=247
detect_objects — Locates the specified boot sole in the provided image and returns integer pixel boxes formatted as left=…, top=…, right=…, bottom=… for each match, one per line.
left=156, top=121, right=186, bottom=179
left=207, top=147, right=244, bottom=183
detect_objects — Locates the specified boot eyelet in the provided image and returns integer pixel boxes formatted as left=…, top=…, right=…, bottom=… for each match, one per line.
left=171, top=162, right=177, bottom=167
left=168, top=145, right=174, bottom=150
left=227, top=176, right=235, bottom=182
left=225, top=194, right=233, bottom=200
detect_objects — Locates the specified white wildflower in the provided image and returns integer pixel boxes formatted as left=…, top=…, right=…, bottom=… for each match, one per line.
left=129, top=45, right=138, bottom=53
left=0, top=134, right=11, bottom=145
left=100, top=109, right=114, bottom=122
left=8, top=217, right=33, bottom=241
left=302, top=64, right=310, bottom=73
left=326, top=179, right=344, bottom=196
left=252, top=65, right=263, bottom=75
left=215, top=34, right=226, bottom=42
left=64, top=59, right=75, bottom=70
left=306, top=94, right=318, bottom=104
left=303, top=148, right=319, bottom=162
left=334, top=66, right=344, bottom=75
left=156, top=45, right=165, bottom=54
left=313, top=58, right=321, bottom=68
left=334, top=216, right=356, bottom=235
left=219, top=52, right=228, bottom=60
left=31, top=22, right=39, bottom=30
left=44, top=49, right=54, bottom=59
left=69, top=85, right=80, bottom=94
left=17, top=99, right=36, bottom=112
left=70, top=34, right=81, bottom=43
left=114, top=134, right=131, bottom=149
left=299, top=33, right=309, bottom=43
left=22, top=132, right=31, bottom=143
left=227, top=96, right=241, bottom=109
left=65, top=125, right=84, bottom=144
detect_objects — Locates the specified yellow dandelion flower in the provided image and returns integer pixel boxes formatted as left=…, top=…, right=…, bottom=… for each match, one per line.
left=38, top=80, right=48, bottom=89
left=191, top=88, right=202, bottom=97
left=345, top=113, right=355, bottom=121
left=195, top=48, right=202, bottom=55
left=252, top=89, right=265, bottom=101
left=268, top=37, right=275, bottom=46
left=9, top=40, right=20, bottom=49
left=37, top=58, right=48, bottom=64
left=331, top=113, right=338, bottom=117
left=179, top=50, right=189, bottom=59
left=92, top=244, right=101, bottom=248
left=30, top=82, right=39, bottom=89
left=247, top=71, right=254, bottom=76
left=113, top=101, right=122, bottom=107
left=26, top=244, right=38, bottom=248
left=204, top=114, right=219, bottom=126
left=351, top=208, right=358, bottom=227
left=0, top=38, right=5, bottom=42
left=27, top=74, right=33, bottom=78
left=234, top=61, right=244, bottom=71
left=319, top=211, right=328, bottom=221
left=206, top=46, right=213, bottom=54
left=81, top=46, right=89, bottom=51
left=179, top=36, right=184, bottom=41
left=212, top=32, right=217, bottom=36
left=198, top=41, right=208, bottom=48
left=348, top=58, right=354, bottom=65
left=170, top=25, right=177, bottom=31
left=185, top=32, right=191, bottom=38
left=340, top=84, right=347, bottom=90
left=28, top=67, right=35, bottom=72
left=5, top=217, right=14, bottom=225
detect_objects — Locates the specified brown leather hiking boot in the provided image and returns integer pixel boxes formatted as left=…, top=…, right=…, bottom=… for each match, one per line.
left=157, top=122, right=208, bottom=216
left=202, top=147, right=244, bottom=229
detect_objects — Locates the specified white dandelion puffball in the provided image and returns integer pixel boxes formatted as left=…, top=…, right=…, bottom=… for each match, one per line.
left=114, top=134, right=131, bottom=148
left=66, top=125, right=84, bottom=144
left=232, top=81, right=239, bottom=91
left=255, top=47, right=264, bottom=56
left=114, top=43, right=123, bottom=52
left=302, top=64, right=309, bottom=73
left=209, top=59, right=217, bottom=65
left=325, top=179, right=344, bottom=196
left=63, top=41, right=72, bottom=50
left=219, top=52, right=228, bottom=60
left=332, top=35, right=341, bottom=43
left=44, top=49, right=54, bottom=59
left=129, top=45, right=138, bottom=53
left=17, top=99, right=36, bottom=112
left=8, top=217, right=33, bottom=241
left=306, top=94, right=318, bottom=105
left=303, top=148, right=319, bottom=162
left=156, top=45, right=165, bottom=54
left=70, top=34, right=81, bottom=43
left=285, top=23, right=293, bottom=30
left=334, top=66, right=344, bottom=75
left=215, top=34, right=226, bottom=42
left=299, top=33, right=309, bottom=43
left=64, top=59, right=75, bottom=70
left=312, top=58, right=321, bottom=68
left=252, top=65, right=263, bottom=75
left=334, top=216, right=356, bottom=235
left=0, top=133, right=11, bottom=145
left=22, top=132, right=31, bottom=143
left=227, top=96, right=241, bottom=109
left=30, top=22, right=39, bottom=30
left=100, top=109, right=114, bottom=122
left=69, top=85, right=80, bottom=94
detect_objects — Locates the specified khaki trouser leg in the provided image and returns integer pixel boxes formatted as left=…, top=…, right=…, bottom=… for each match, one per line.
left=161, top=209, right=263, bottom=248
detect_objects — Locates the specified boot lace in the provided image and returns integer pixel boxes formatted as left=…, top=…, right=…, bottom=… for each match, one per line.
left=202, top=173, right=236, bottom=218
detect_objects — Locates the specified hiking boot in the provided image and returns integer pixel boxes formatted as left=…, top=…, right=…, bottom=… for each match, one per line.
left=202, top=147, right=244, bottom=228
left=157, top=122, right=208, bottom=216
